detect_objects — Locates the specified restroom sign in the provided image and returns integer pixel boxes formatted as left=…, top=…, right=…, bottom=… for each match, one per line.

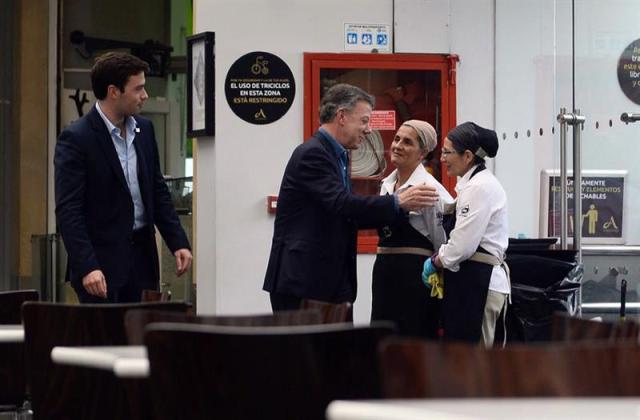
left=344, top=23, right=391, bottom=53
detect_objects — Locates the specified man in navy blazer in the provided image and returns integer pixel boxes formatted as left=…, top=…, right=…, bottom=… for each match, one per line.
left=263, top=84, right=439, bottom=310
left=55, top=52, right=192, bottom=303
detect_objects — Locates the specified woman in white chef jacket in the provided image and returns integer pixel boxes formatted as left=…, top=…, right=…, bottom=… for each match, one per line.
left=422, top=122, right=510, bottom=347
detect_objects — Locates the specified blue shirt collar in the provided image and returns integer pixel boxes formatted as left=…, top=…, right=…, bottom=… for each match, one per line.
left=95, top=101, right=138, bottom=138
left=319, top=127, right=346, bottom=160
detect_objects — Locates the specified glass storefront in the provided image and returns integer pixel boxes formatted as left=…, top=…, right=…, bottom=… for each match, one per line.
left=496, top=0, right=640, bottom=313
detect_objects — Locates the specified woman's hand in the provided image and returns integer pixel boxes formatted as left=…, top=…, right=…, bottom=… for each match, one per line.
left=421, top=258, right=437, bottom=287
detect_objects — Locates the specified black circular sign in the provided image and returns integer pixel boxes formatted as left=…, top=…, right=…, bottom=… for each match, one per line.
left=618, top=39, right=640, bottom=105
left=225, top=51, right=295, bottom=124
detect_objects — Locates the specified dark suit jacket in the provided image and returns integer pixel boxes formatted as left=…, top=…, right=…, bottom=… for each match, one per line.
left=263, top=130, right=403, bottom=303
left=54, top=106, right=190, bottom=289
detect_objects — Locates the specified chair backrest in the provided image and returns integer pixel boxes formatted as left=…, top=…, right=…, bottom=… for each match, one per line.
left=300, top=299, right=353, bottom=323
left=145, top=322, right=394, bottom=420
left=379, top=337, right=640, bottom=398
left=0, top=289, right=38, bottom=324
left=22, top=301, right=190, bottom=419
left=0, top=289, right=38, bottom=406
left=551, top=312, right=640, bottom=342
left=125, top=308, right=323, bottom=344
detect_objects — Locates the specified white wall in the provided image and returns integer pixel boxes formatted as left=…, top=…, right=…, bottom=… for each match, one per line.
left=194, top=0, right=496, bottom=322
left=194, top=0, right=393, bottom=317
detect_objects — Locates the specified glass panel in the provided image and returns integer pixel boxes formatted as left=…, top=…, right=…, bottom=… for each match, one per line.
left=573, top=1, right=640, bottom=309
left=574, top=0, right=640, bottom=246
left=495, top=0, right=569, bottom=239
left=497, top=1, right=640, bottom=311
left=319, top=68, right=443, bottom=239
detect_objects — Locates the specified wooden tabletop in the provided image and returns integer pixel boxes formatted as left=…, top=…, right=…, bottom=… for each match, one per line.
left=0, top=325, right=24, bottom=343
left=327, top=398, right=640, bottom=420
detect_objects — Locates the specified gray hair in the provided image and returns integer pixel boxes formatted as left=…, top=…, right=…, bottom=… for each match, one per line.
left=318, top=83, right=375, bottom=124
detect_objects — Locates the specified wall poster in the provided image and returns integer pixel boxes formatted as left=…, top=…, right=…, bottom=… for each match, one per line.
left=539, top=170, right=626, bottom=244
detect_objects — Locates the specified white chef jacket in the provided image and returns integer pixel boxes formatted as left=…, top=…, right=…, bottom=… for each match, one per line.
left=380, top=165, right=454, bottom=251
left=437, top=164, right=510, bottom=294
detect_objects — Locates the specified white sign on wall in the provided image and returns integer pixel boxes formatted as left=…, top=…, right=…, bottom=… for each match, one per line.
left=344, top=23, right=391, bottom=52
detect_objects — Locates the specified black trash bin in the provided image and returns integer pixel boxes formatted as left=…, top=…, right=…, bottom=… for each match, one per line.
left=499, top=249, right=582, bottom=343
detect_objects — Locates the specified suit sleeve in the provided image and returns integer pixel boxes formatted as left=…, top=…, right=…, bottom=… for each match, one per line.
left=291, top=146, right=399, bottom=225
left=54, top=129, right=101, bottom=281
left=147, top=123, right=191, bottom=253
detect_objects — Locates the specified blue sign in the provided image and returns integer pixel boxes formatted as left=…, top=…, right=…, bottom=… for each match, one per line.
left=344, top=23, right=391, bottom=52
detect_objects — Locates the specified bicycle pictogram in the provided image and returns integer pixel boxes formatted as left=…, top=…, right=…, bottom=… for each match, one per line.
left=251, top=56, right=269, bottom=75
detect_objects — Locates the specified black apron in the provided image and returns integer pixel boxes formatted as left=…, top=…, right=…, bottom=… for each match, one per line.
left=442, top=164, right=493, bottom=342
left=371, top=205, right=440, bottom=338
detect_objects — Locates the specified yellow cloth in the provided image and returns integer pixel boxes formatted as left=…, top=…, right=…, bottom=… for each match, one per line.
left=427, top=272, right=444, bottom=299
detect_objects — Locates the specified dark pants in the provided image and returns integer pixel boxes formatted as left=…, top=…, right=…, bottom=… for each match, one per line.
left=74, top=227, right=159, bottom=303
left=372, top=254, right=441, bottom=339
left=270, top=292, right=302, bottom=311
left=442, top=260, right=492, bottom=342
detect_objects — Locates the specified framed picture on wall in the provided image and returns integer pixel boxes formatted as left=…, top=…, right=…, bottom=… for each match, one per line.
left=187, top=31, right=215, bottom=137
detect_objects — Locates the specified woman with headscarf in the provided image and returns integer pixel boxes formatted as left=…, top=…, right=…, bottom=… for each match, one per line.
left=422, top=121, right=510, bottom=346
left=371, top=120, right=453, bottom=338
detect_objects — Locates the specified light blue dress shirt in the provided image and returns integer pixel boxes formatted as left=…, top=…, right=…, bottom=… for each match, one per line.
left=96, top=102, right=147, bottom=230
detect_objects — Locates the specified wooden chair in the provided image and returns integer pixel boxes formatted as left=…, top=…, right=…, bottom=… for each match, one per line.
left=123, top=308, right=325, bottom=419
left=145, top=322, right=394, bottom=420
left=379, top=337, right=640, bottom=398
left=551, top=312, right=640, bottom=342
left=0, top=290, right=38, bottom=411
left=0, top=289, right=38, bottom=324
left=125, top=308, right=323, bottom=345
left=22, top=301, right=190, bottom=420
left=300, top=298, right=353, bottom=323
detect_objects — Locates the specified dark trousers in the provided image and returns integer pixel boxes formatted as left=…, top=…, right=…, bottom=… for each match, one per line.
left=270, top=292, right=302, bottom=312
left=74, top=227, right=159, bottom=303
left=372, top=254, right=441, bottom=339
left=442, top=260, right=492, bottom=342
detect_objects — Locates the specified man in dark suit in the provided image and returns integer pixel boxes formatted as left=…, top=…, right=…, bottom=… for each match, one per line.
left=55, top=52, right=192, bottom=303
left=263, top=83, right=439, bottom=311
